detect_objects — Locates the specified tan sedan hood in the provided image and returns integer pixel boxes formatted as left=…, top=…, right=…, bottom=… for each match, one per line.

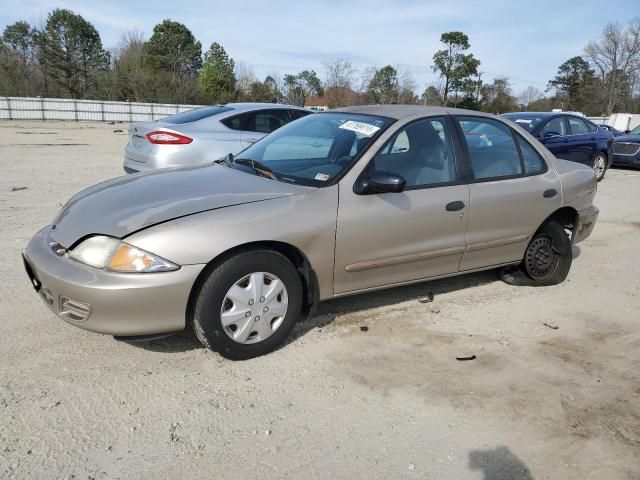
left=50, top=163, right=310, bottom=247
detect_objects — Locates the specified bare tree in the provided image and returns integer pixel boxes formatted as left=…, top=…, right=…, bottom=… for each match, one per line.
left=323, top=58, right=357, bottom=107
left=585, top=18, right=640, bottom=114
left=518, top=86, right=543, bottom=109
left=234, top=61, right=256, bottom=97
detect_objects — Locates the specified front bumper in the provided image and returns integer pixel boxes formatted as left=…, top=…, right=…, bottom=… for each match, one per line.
left=23, top=226, right=205, bottom=336
left=573, top=205, right=599, bottom=244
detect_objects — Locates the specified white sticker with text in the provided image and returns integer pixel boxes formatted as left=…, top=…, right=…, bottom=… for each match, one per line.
left=314, top=173, right=330, bottom=181
left=339, top=120, right=381, bottom=137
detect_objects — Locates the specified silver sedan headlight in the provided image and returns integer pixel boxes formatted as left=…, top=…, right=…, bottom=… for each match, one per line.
left=68, top=236, right=179, bottom=273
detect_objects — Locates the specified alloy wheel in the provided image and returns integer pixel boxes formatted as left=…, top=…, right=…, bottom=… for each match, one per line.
left=592, top=154, right=606, bottom=180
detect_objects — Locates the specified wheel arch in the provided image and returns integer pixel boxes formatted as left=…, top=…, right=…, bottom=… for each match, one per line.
left=185, top=241, right=320, bottom=328
left=535, top=206, right=578, bottom=248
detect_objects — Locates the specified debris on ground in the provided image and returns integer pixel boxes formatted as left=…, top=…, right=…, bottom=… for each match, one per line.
left=456, top=354, right=477, bottom=361
left=543, top=322, right=559, bottom=330
left=408, top=463, right=416, bottom=471
left=430, top=306, right=441, bottom=314
left=113, top=129, right=123, bottom=133
left=418, top=292, right=434, bottom=303
left=11, top=186, right=27, bottom=192
left=360, top=325, right=369, bottom=332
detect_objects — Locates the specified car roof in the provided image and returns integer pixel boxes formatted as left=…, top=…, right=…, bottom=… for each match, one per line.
left=332, top=105, right=497, bottom=120
left=221, top=103, right=309, bottom=113
left=502, top=112, right=558, bottom=118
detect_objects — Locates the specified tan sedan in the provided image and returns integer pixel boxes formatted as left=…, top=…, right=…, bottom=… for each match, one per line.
left=23, top=106, right=599, bottom=359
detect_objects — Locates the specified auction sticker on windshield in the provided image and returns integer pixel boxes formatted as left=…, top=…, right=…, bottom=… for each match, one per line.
left=314, top=173, right=330, bottom=181
left=339, top=120, right=380, bottom=137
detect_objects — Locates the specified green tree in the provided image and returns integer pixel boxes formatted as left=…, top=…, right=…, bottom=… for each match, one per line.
left=37, top=9, right=109, bottom=97
left=247, top=75, right=282, bottom=103
left=432, top=31, right=480, bottom=104
left=284, top=70, right=323, bottom=106
left=198, top=42, right=236, bottom=102
left=548, top=56, right=598, bottom=113
left=366, top=65, right=398, bottom=103
left=480, top=77, right=518, bottom=113
left=0, top=21, right=37, bottom=95
left=144, top=20, right=202, bottom=77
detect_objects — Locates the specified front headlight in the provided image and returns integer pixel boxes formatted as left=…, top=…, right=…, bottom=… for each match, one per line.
left=68, top=236, right=179, bottom=273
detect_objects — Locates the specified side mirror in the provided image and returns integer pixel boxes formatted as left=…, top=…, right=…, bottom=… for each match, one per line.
left=625, top=129, right=631, bottom=134
left=355, top=172, right=406, bottom=195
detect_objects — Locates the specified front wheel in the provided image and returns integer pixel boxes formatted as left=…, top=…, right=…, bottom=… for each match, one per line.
left=591, top=152, right=607, bottom=182
left=193, top=250, right=303, bottom=360
left=522, top=221, right=572, bottom=286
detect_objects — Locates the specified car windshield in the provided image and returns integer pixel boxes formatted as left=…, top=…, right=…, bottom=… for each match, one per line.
left=232, top=112, right=393, bottom=186
left=502, top=114, right=544, bottom=133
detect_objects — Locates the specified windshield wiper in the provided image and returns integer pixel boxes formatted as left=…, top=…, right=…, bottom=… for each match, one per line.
left=234, top=158, right=273, bottom=173
left=233, top=158, right=276, bottom=179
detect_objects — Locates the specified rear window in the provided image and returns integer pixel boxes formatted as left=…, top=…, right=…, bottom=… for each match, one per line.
left=162, top=106, right=233, bottom=124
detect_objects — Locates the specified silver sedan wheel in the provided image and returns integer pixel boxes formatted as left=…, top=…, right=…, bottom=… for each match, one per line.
left=592, top=154, right=606, bottom=180
left=220, top=272, right=288, bottom=344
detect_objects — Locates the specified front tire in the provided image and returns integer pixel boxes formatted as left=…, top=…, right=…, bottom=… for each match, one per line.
left=522, top=221, right=572, bottom=286
left=592, top=152, right=607, bottom=182
left=193, top=250, right=303, bottom=360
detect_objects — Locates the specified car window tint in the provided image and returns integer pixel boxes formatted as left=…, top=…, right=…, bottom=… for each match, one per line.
left=458, top=117, right=523, bottom=180
left=244, top=110, right=290, bottom=133
left=371, top=117, right=456, bottom=188
left=162, top=106, right=233, bottom=124
left=568, top=117, right=589, bottom=135
left=222, top=113, right=249, bottom=131
left=541, top=117, right=566, bottom=136
left=290, top=110, right=312, bottom=120
left=516, top=135, right=546, bottom=175
left=585, top=120, right=598, bottom=133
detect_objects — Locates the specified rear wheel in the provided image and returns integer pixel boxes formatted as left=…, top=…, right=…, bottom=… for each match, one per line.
left=522, top=221, right=572, bottom=285
left=591, top=152, right=607, bottom=181
left=193, top=250, right=303, bottom=360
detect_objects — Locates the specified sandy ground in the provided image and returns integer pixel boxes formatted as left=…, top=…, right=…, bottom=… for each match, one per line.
left=0, top=120, right=639, bottom=480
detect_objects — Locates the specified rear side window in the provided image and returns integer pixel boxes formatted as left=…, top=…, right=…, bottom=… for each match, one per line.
left=290, top=110, right=312, bottom=120
left=515, top=135, right=546, bottom=175
left=249, top=110, right=291, bottom=133
left=457, top=117, right=522, bottom=180
left=162, top=106, right=232, bottom=124
left=541, top=117, right=566, bottom=136
left=222, top=113, right=248, bottom=131
left=568, top=117, right=589, bottom=135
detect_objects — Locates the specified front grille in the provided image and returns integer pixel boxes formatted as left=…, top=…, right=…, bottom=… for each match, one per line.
left=59, top=297, right=91, bottom=323
left=612, top=142, right=640, bottom=155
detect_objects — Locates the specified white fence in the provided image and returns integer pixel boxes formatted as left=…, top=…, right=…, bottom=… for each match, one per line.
left=0, top=97, right=204, bottom=122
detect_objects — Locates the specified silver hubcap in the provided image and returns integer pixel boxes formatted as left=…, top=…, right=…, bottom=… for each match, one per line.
left=593, top=155, right=606, bottom=179
left=220, top=272, right=288, bottom=344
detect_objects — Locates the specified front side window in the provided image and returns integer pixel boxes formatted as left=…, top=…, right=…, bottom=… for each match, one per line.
left=232, top=113, right=393, bottom=186
left=541, top=117, right=567, bottom=137
left=568, top=117, right=589, bottom=135
left=457, top=117, right=522, bottom=180
left=369, top=117, right=457, bottom=188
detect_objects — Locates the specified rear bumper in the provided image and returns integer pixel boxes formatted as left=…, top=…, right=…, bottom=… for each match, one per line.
left=23, top=226, right=205, bottom=336
left=573, top=205, right=599, bottom=244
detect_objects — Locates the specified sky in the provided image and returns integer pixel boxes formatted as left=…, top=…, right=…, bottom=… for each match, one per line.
left=1, top=0, right=638, bottom=95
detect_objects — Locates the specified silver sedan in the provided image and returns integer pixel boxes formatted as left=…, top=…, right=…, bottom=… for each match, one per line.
left=25, top=106, right=599, bottom=359
left=123, top=103, right=311, bottom=173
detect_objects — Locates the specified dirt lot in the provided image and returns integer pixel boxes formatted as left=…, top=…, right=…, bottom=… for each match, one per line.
left=0, top=120, right=639, bottom=479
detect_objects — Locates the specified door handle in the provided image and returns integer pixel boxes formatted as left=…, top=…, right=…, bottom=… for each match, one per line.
left=445, top=201, right=465, bottom=212
left=543, top=189, right=558, bottom=198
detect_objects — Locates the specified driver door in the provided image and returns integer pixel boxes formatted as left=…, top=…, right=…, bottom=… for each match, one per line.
left=333, top=116, right=469, bottom=294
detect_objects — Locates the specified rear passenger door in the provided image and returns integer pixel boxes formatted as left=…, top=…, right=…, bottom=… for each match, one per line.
left=454, top=116, right=561, bottom=271
left=566, top=116, right=597, bottom=165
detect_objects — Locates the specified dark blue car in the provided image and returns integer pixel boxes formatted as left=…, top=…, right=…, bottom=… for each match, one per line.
left=502, top=112, right=613, bottom=181
left=611, top=124, right=640, bottom=168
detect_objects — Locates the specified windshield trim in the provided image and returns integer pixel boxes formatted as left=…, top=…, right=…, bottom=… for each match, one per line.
left=235, top=112, right=397, bottom=188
